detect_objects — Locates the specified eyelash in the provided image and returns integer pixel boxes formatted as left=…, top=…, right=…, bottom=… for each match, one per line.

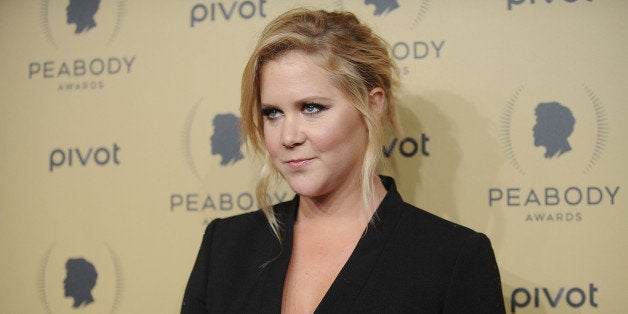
left=302, top=103, right=326, bottom=115
left=261, top=103, right=327, bottom=119
left=261, top=107, right=281, bottom=119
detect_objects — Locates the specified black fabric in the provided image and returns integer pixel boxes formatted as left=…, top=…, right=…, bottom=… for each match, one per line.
left=182, top=176, right=505, bottom=313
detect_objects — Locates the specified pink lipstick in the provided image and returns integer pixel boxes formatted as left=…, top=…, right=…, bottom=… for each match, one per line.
left=286, top=158, right=314, bottom=169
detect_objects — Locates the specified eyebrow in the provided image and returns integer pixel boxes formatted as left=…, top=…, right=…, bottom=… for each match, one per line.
left=261, top=96, right=334, bottom=107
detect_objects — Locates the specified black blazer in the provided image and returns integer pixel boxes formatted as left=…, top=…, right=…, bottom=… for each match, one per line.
left=182, top=177, right=505, bottom=313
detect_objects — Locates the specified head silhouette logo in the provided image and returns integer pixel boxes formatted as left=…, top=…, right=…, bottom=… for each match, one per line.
left=337, top=0, right=438, bottom=77
left=33, top=0, right=133, bottom=92
left=500, top=84, right=608, bottom=175
left=364, top=0, right=400, bottom=16
left=211, top=113, right=244, bottom=166
left=39, top=0, right=125, bottom=48
left=38, top=243, right=122, bottom=313
left=337, top=0, right=432, bottom=29
left=66, top=0, right=101, bottom=34
left=173, top=101, right=291, bottom=222
left=533, top=101, right=575, bottom=159
left=183, top=100, right=246, bottom=181
left=64, top=258, right=98, bottom=308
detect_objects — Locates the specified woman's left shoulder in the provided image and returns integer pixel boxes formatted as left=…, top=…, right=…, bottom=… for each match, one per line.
left=393, top=204, right=506, bottom=313
left=393, top=201, right=492, bottom=249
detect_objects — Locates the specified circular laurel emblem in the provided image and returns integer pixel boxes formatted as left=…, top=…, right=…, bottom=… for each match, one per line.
left=38, top=243, right=123, bottom=313
left=40, top=0, right=126, bottom=49
left=500, top=84, right=608, bottom=175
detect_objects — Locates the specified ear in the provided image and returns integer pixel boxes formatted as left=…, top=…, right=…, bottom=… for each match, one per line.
left=369, top=87, right=385, bottom=117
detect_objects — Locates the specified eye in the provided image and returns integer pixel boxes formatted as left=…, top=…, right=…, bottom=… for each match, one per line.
left=302, top=103, right=326, bottom=115
left=261, top=107, right=282, bottom=119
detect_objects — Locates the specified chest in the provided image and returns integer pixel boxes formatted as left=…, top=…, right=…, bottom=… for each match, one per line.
left=281, top=227, right=362, bottom=313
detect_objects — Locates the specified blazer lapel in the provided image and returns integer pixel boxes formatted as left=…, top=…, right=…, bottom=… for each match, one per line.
left=242, top=196, right=298, bottom=313
left=244, top=177, right=404, bottom=313
left=315, top=177, right=405, bottom=313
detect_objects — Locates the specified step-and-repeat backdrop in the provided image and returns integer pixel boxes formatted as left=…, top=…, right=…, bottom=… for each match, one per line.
left=1, top=1, right=626, bottom=313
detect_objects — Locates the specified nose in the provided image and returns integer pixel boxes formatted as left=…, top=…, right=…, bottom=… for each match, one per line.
left=281, top=116, right=305, bottom=148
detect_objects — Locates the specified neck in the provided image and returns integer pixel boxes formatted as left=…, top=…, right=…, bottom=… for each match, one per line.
left=296, top=175, right=386, bottom=227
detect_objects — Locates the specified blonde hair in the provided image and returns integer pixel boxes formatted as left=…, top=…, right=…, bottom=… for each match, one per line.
left=240, top=8, right=399, bottom=239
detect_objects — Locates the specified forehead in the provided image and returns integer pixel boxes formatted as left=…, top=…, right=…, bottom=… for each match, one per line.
left=261, top=50, right=328, bottom=77
left=259, top=50, right=337, bottom=101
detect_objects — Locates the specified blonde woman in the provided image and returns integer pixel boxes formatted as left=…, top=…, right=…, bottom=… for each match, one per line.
left=182, top=9, right=505, bottom=313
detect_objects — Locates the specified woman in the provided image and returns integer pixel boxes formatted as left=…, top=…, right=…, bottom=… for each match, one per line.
left=182, top=9, right=505, bottom=313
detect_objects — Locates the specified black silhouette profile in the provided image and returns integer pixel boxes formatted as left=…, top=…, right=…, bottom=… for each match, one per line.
left=210, top=114, right=244, bottom=165
left=533, top=101, right=575, bottom=158
left=364, top=0, right=400, bottom=16
left=64, top=258, right=98, bottom=308
left=66, top=0, right=101, bottom=34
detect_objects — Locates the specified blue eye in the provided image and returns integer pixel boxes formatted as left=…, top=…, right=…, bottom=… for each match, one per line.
left=302, top=103, right=326, bottom=115
left=261, top=107, right=282, bottom=119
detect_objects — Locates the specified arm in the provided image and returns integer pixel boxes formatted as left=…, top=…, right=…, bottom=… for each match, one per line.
left=443, top=233, right=506, bottom=314
left=181, top=219, right=221, bottom=314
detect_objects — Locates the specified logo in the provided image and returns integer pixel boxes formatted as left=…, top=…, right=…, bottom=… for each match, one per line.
left=38, top=243, right=122, bottom=313
left=39, top=0, right=126, bottom=48
left=508, top=0, right=593, bottom=11
left=500, top=85, right=608, bottom=175
left=211, top=114, right=245, bottom=166
left=383, top=134, right=430, bottom=158
left=172, top=99, right=290, bottom=224
left=490, top=84, right=619, bottom=222
left=66, top=0, right=101, bottom=34
left=190, top=0, right=268, bottom=27
left=510, top=283, right=599, bottom=313
left=33, top=0, right=134, bottom=91
left=337, top=0, right=442, bottom=76
left=49, top=143, right=121, bottom=172
left=533, top=102, right=575, bottom=159
left=183, top=100, right=244, bottom=181
left=64, top=258, right=98, bottom=308
left=365, top=0, right=400, bottom=16
left=340, top=0, right=431, bottom=28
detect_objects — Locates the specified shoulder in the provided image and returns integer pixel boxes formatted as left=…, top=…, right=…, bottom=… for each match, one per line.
left=358, top=191, right=505, bottom=312
left=197, top=207, right=285, bottom=272
left=377, top=176, right=488, bottom=251
left=382, top=200, right=502, bottom=291
left=205, top=198, right=294, bottom=244
left=209, top=209, right=266, bottom=230
left=397, top=201, right=479, bottom=240
left=205, top=209, right=269, bottom=243
left=384, top=199, right=495, bottom=265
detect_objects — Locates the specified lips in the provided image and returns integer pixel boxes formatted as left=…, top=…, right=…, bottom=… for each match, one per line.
left=285, top=158, right=314, bottom=169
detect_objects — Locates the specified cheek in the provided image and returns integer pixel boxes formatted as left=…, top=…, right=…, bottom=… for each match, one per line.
left=263, top=125, right=280, bottom=156
left=315, top=116, right=368, bottom=154
left=309, top=120, right=344, bottom=152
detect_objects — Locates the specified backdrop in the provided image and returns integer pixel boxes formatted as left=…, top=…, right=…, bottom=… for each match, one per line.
left=1, top=0, right=626, bottom=313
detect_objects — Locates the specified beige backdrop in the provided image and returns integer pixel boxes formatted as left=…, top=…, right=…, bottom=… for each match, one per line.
left=1, top=0, right=626, bottom=313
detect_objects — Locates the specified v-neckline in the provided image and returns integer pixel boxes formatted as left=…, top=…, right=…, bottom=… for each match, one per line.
left=259, top=176, right=404, bottom=313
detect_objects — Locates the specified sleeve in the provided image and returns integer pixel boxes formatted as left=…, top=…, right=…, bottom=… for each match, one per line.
left=442, top=232, right=506, bottom=314
left=181, top=219, right=220, bottom=314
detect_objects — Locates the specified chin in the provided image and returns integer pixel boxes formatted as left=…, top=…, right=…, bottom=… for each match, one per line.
left=283, top=174, right=327, bottom=198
